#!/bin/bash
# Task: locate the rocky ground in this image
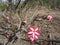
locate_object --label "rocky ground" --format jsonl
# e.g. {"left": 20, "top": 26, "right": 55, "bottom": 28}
{"left": 0, "top": 6, "right": 60, "bottom": 45}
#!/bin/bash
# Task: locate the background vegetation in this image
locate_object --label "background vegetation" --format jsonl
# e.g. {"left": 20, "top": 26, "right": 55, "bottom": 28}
{"left": 0, "top": 0, "right": 60, "bottom": 11}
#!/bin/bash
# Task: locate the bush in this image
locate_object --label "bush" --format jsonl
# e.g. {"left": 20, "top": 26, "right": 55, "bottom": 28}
{"left": 0, "top": 3, "right": 6, "bottom": 10}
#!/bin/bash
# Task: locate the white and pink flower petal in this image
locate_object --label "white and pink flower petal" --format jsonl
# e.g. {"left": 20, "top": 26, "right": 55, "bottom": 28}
{"left": 35, "top": 35, "right": 38, "bottom": 39}
{"left": 30, "top": 37, "right": 34, "bottom": 42}
{"left": 27, "top": 31, "right": 33, "bottom": 34}
{"left": 35, "top": 27, "right": 39, "bottom": 31}
{"left": 35, "top": 32, "right": 40, "bottom": 36}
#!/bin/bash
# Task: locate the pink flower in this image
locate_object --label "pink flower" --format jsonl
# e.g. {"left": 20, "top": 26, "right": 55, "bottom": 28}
{"left": 27, "top": 25, "right": 40, "bottom": 42}
{"left": 47, "top": 14, "right": 53, "bottom": 21}
{"left": 5, "top": 16, "right": 10, "bottom": 20}
{"left": 5, "top": 34, "right": 11, "bottom": 39}
{"left": 23, "top": 20, "right": 27, "bottom": 24}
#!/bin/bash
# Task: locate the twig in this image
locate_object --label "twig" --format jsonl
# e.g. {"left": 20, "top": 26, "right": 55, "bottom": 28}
{"left": 24, "top": 9, "right": 39, "bottom": 32}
